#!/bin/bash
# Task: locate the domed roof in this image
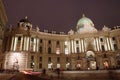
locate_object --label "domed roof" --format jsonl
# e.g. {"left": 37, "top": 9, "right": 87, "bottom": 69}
{"left": 76, "top": 14, "right": 97, "bottom": 33}
{"left": 77, "top": 14, "right": 94, "bottom": 27}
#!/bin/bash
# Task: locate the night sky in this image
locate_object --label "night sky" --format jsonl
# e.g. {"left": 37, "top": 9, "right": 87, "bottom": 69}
{"left": 3, "top": 0, "right": 120, "bottom": 33}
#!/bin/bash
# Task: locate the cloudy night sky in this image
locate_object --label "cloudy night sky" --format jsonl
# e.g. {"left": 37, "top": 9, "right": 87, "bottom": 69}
{"left": 3, "top": 0, "right": 120, "bottom": 33}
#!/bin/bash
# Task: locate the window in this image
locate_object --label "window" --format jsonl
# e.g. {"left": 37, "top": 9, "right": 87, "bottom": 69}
{"left": 100, "top": 38, "right": 103, "bottom": 42}
{"left": 66, "top": 57, "right": 69, "bottom": 62}
{"left": 39, "top": 63, "right": 42, "bottom": 69}
{"left": 30, "top": 62, "right": 34, "bottom": 68}
{"left": 76, "top": 40, "right": 79, "bottom": 44}
{"left": 18, "top": 36, "right": 21, "bottom": 41}
{"left": 48, "top": 40, "right": 51, "bottom": 44}
{"left": 76, "top": 47, "right": 79, "bottom": 53}
{"left": 112, "top": 37, "right": 115, "bottom": 41}
{"left": 56, "top": 41, "right": 60, "bottom": 45}
{"left": 48, "top": 57, "right": 51, "bottom": 62}
{"left": 39, "top": 46, "right": 42, "bottom": 53}
{"left": 40, "top": 39, "right": 43, "bottom": 43}
{"left": 57, "top": 57, "right": 60, "bottom": 63}
{"left": 101, "top": 45, "right": 105, "bottom": 51}
{"left": 31, "top": 55, "right": 34, "bottom": 61}
{"left": 114, "top": 44, "right": 118, "bottom": 50}
{"left": 48, "top": 47, "right": 51, "bottom": 54}
{"left": 31, "top": 38, "right": 34, "bottom": 42}
{"left": 39, "top": 57, "right": 42, "bottom": 61}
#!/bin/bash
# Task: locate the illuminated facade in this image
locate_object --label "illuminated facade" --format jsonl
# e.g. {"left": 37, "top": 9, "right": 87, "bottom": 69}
{"left": 3, "top": 15, "right": 120, "bottom": 71}
{"left": 0, "top": 0, "right": 8, "bottom": 69}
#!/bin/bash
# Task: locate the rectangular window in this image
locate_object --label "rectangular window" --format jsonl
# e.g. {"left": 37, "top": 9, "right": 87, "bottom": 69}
{"left": 56, "top": 41, "right": 60, "bottom": 45}
{"left": 66, "top": 57, "right": 69, "bottom": 62}
{"left": 39, "top": 63, "right": 42, "bottom": 69}
{"left": 31, "top": 38, "right": 34, "bottom": 42}
{"left": 48, "top": 40, "right": 51, "bottom": 44}
{"left": 40, "top": 39, "right": 43, "bottom": 43}
{"left": 100, "top": 38, "right": 103, "bottom": 42}
{"left": 39, "top": 46, "right": 42, "bottom": 53}
{"left": 48, "top": 57, "right": 51, "bottom": 62}
{"left": 76, "top": 40, "right": 79, "bottom": 44}
{"left": 101, "top": 45, "right": 105, "bottom": 51}
{"left": 76, "top": 47, "right": 79, "bottom": 53}
{"left": 57, "top": 57, "right": 60, "bottom": 63}
{"left": 48, "top": 47, "right": 51, "bottom": 54}
{"left": 39, "top": 57, "right": 42, "bottom": 61}
{"left": 31, "top": 55, "right": 34, "bottom": 61}
{"left": 114, "top": 44, "right": 118, "bottom": 50}
{"left": 18, "top": 36, "right": 21, "bottom": 41}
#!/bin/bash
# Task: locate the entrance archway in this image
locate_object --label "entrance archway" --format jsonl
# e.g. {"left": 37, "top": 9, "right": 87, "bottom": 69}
{"left": 86, "top": 51, "right": 96, "bottom": 70}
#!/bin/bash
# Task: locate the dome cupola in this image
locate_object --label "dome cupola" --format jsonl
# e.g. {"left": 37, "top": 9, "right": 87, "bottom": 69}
{"left": 76, "top": 14, "right": 97, "bottom": 33}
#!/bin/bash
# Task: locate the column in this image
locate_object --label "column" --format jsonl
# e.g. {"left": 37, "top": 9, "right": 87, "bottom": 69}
{"left": 71, "top": 40, "right": 74, "bottom": 53}
{"left": 13, "top": 36, "right": 17, "bottom": 51}
{"left": 94, "top": 37, "right": 97, "bottom": 51}
{"left": 106, "top": 37, "right": 110, "bottom": 50}
{"left": 20, "top": 36, "right": 23, "bottom": 51}
{"left": 81, "top": 39, "right": 84, "bottom": 52}
{"left": 79, "top": 39, "right": 81, "bottom": 53}
{"left": 10, "top": 36, "right": 15, "bottom": 51}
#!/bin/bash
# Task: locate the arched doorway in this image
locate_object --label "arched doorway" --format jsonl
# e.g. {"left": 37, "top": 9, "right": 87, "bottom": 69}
{"left": 86, "top": 51, "right": 96, "bottom": 70}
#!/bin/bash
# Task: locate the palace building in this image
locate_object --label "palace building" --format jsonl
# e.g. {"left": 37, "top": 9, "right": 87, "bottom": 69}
{"left": 0, "top": 0, "right": 8, "bottom": 69}
{"left": 2, "top": 15, "right": 120, "bottom": 71}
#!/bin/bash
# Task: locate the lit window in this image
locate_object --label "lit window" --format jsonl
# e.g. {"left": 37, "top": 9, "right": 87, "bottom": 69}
{"left": 48, "top": 63, "right": 53, "bottom": 69}
{"left": 56, "top": 48, "right": 60, "bottom": 54}
{"left": 57, "top": 64, "right": 60, "bottom": 68}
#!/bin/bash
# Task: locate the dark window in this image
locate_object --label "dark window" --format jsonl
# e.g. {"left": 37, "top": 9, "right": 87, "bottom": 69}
{"left": 101, "top": 45, "right": 105, "bottom": 51}
{"left": 48, "top": 47, "right": 51, "bottom": 54}
{"left": 31, "top": 55, "right": 34, "bottom": 61}
{"left": 56, "top": 41, "right": 60, "bottom": 45}
{"left": 48, "top": 57, "right": 51, "bottom": 62}
{"left": 114, "top": 44, "right": 118, "bottom": 50}
{"left": 39, "top": 57, "right": 42, "bottom": 61}
{"left": 57, "top": 57, "right": 60, "bottom": 63}
{"left": 76, "top": 41, "right": 79, "bottom": 44}
{"left": 48, "top": 40, "right": 51, "bottom": 44}
{"left": 112, "top": 37, "right": 115, "bottom": 41}
{"left": 76, "top": 47, "right": 79, "bottom": 53}
{"left": 104, "top": 54, "right": 107, "bottom": 58}
{"left": 100, "top": 38, "right": 103, "bottom": 42}
{"left": 31, "top": 38, "right": 34, "bottom": 42}
{"left": 39, "top": 46, "right": 42, "bottom": 53}
{"left": 40, "top": 39, "right": 43, "bottom": 43}
{"left": 18, "top": 36, "right": 21, "bottom": 41}
{"left": 39, "top": 63, "right": 42, "bottom": 69}
{"left": 66, "top": 57, "right": 69, "bottom": 62}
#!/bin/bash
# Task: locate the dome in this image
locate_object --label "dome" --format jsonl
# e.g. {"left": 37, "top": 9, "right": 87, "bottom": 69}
{"left": 76, "top": 14, "right": 97, "bottom": 33}
{"left": 77, "top": 14, "right": 94, "bottom": 29}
